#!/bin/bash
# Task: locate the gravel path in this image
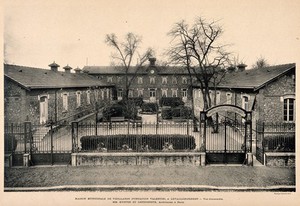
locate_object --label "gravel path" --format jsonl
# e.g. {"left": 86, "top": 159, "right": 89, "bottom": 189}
{"left": 4, "top": 165, "right": 295, "bottom": 188}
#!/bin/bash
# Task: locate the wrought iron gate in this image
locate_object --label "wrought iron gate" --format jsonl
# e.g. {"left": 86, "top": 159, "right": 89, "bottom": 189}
{"left": 200, "top": 105, "right": 252, "bottom": 165}
{"left": 205, "top": 117, "right": 246, "bottom": 164}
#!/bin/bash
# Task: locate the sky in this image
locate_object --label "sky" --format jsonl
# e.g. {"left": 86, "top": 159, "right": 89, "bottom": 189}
{"left": 3, "top": 0, "right": 300, "bottom": 71}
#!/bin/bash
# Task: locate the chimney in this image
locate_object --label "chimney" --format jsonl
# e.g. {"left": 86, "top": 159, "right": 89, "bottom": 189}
{"left": 149, "top": 57, "right": 156, "bottom": 66}
{"left": 237, "top": 63, "right": 247, "bottom": 72}
{"left": 74, "top": 67, "right": 81, "bottom": 74}
{"left": 63, "top": 65, "right": 72, "bottom": 73}
{"left": 48, "top": 61, "right": 60, "bottom": 72}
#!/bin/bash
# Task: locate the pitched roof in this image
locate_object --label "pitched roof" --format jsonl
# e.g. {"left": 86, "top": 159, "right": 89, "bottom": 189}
{"left": 219, "top": 63, "right": 295, "bottom": 90}
{"left": 4, "top": 64, "right": 114, "bottom": 90}
{"left": 82, "top": 65, "right": 189, "bottom": 75}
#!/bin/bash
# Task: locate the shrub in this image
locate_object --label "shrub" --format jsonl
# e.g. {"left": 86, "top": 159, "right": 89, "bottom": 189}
{"left": 161, "top": 108, "right": 173, "bottom": 119}
{"left": 80, "top": 134, "right": 196, "bottom": 151}
{"left": 161, "top": 106, "right": 192, "bottom": 119}
{"left": 141, "top": 103, "right": 158, "bottom": 113}
{"left": 263, "top": 135, "right": 295, "bottom": 152}
{"left": 103, "top": 103, "right": 138, "bottom": 120}
{"left": 5, "top": 134, "right": 17, "bottom": 152}
{"left": 159, "top": 97, "right": 184, "bottom": 107}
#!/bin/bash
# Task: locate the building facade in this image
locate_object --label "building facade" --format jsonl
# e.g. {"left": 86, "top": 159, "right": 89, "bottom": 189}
{"left": 83, "top": 58, "right": 196, "bottom": 106}
{"left": 193, "top": 63, "right": 296, "bottom": 124}
{"left": 4, "top": 63, "right": 115, "bottom": 125}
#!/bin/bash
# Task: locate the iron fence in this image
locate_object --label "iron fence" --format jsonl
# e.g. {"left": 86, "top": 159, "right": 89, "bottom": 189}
{"left": 72, "top": 121, "right": 202, "bottom": 152}
{"left": 256, "top": 121, "right": 295, "bottom": 164}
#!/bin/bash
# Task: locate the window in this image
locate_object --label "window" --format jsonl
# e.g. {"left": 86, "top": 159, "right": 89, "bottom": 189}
{"left": 117, "top": 89, "right": 123, "bottom": 99}
{"left": 216, "top": 91, "right": 221, "bottom": 105}
{"left": 192, "top": 77, "right": 197, "bottom": 83}
{"left": 128, "top": 90, "right": 133, "bottom": 98}
{"left": 182, "top": 77, "right": 187, "bottom": 84}
{"left": 138, "top": 89, "right": 143, "bottom": 97}
{"left": 76, "top": 91, "right": 82, "bottom": 107}
{"left": 117, "top": 76, "right": 123, "bottom": 83}
{"left": 242, "top": 95, "right": 250, "bottom": 111}
{"left": 284, "top": 98, "right": 295, "bottom": 122}
{"left": 209, "top": 90, "right": 213, "bottom": 105}
{"left": 162, "top": 89, "right": 168, "bottom": 97}
{"left": 172, "top": 77, "right": 177, "bottom": 84}
{"left": 107, "top": 77, "right": 113, "bottom": 83}
{"left": 226, "top": 92, "right": 232, "bottom": 104}
{"left": 182, "top": 89, "right": 187, "bottom": 98}
{"left": 101, "top": 89, "right": 104, "bottom": 100}
{"left": 138, "top": 77, "right": 143, "bottom": 84}
{"left": 150, "top": 77, "right": 155, "bottom": 84}
{"left": 106, "top": 89, "right": 110, "bottom": 99}
{"left": 172, "top": 89, "right": 178, "bottom": 97}
{"left": 94, "top": 90, "right": 99, "bottom": 101}
{"left": 162, "top": 77, "right": 168, "bottom": 84}
{"left": 149, "top": 89, "right": 156, "bottom": 97}
{"left": 86, "top": 90, "right": 91, "bottom": 105}
{"left": 62, "top": 93, "right": 69, "bottom": 111}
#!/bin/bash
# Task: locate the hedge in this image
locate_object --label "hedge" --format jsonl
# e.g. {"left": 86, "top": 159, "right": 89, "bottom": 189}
{"left": 162, "top": 106, "right": 192, "bottom": 119}
{"left": 141, "top": 103, "right": 158, "bottom": 113}
{"left": 5, "top": 134, "right": 18, "bottom": 152}
{"left": 80, "top": 134, "right": 196, "bottom": 151}
{"left": 102, "top": 103, "right": 138, "bottom": 120}
{"left": 118, "top": 97, "right": 144, "bottom": 107}
{"left": 263, "top": 135, "right": 295, "bottom": 152}
{"left": 159, "top": 97, "right": 184, "bottom": 107}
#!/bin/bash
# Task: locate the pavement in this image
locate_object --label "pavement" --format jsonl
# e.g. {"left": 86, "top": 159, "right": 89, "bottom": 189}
{"left": 4, "top": 164, "right": 295, "bottom": 192}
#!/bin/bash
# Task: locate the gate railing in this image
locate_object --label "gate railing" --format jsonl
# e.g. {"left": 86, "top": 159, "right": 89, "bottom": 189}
{"left": 256, "top": 121, "right": 295, "bottom": 164}
{"left": 71, "top": 121, "right": 201, "bottom": 153}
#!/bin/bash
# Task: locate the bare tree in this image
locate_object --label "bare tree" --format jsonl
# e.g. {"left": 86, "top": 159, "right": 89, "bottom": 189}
{"left": 105, "top": 33, "right": 154, "bottom": 101}
{"left": 167, "top": 17, "right": 231, "bottom": 112}
{"left": 252, "top": 57, "right": 269, "bottom": 69}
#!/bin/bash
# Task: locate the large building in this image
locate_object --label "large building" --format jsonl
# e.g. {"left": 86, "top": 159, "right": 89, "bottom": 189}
{"left": 193, "top": 63, "right": 296, "bottom": 124}
{"left": 83, "top": 58, "right": 196, "bottom": 106}
{"left": 4, "top": 62, "right": 114, "bottom": 125}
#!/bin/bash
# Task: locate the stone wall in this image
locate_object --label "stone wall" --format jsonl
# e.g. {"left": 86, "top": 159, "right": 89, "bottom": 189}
{"left": 259, "top": 72, "right": 295, "bottom": 122}
{"left": 4, "top": 78, "right": 28, "bottom": 123}
{"left": 72, "top": 152, "right": 205, "bottom": 166}
{"left": 265, "top": 152, "right": 295, "bottom": 167}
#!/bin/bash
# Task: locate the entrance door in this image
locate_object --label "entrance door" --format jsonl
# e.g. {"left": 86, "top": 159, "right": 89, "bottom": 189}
{"left": 149, "top": 89, "right": 156, "bottom": 102}
{"left": 206, "top": 116, "right": 246, "bottom": 164}
{"left": 40, "top": 96, "right": 48, "bottom": 124}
